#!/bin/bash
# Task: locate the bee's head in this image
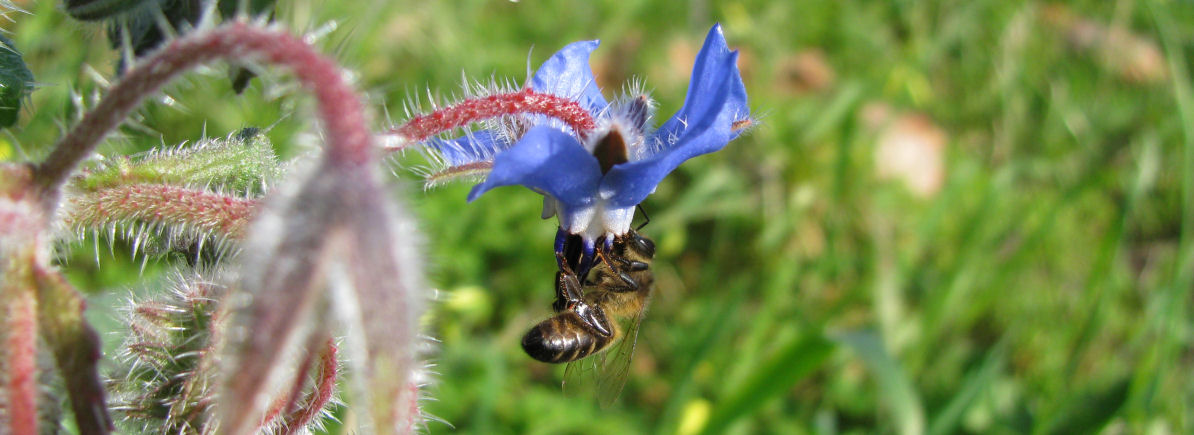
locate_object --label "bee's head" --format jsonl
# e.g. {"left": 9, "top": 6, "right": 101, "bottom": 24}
{"left": 626, "top": 230, "right": 656, "bottom": 260}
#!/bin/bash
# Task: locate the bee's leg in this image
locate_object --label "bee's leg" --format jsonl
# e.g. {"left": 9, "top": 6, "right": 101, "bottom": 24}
{"left": 551, "top": 278, "right": 568, "bottom": 313}
{"left": 601, "top": 269, "right": 641, "bottom": 293}
{"left": 595, "top": 240, "right": 619, "bottom": 273}
{"left": 590, "top": 311, "right": 613, "bottom": 337}
{"left": 592, "top": 243, "right": 643, "bottom": 292}
{"left": 553, "top": 252, "right": 582, "bottom": 312}
{"left": 555, "top": 252, "right": 576, "bottom": 276}
{"left": 574, "top": 304, "right": 613, "bottom": 337}
{"left": 609, "top": 256, "right": 649, "bottom": 272}
{"left": 552, "top": 262, "right": 585, "bottom": 313}
{"left": 594, "top": 247, "right": 640, "bottom": 292}
{"left": 611, "top": 270, "right": 639, "bottom": 292}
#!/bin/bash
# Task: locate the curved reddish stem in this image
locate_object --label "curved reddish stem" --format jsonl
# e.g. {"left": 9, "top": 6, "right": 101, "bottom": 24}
{"left": 34, "top": 22, "right": 373, "bottom": 206}
{"left": 385, "top": 88, "right": 598, "bottom": 152}
{"left": 254, "top": 337, "right": 338, "bottom": 434}
{"left": 281, "top": 338, "right": 338, "bottom": 432}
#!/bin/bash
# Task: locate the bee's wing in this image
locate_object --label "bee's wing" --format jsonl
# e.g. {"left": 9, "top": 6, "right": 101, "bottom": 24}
{"left": 562, "top": 355, "right": 599, "bottom": 398}
{"left": 595, "top": 309, "right": 645, "bottom": 408}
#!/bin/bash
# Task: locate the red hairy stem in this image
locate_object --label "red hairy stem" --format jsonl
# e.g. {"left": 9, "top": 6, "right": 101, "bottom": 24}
{"left": 248, "top": 324, "right": 339, "bottom": 434}
{"left": 66, "top": 183, "right": 259, "bottom": 239}
{"left": 257, "top": 382, "right": 290, "bottom": 431}
{"left": 2, "top": 289, "right": 38, "bottom": 435}
{"left": 255, "top": 333, "right": 321, "bottom": 432}
{"left": 281, "top": 338, "right": 339, "bottom": 433}
{"left": 385, "top": 88, "right": 598, "bottom": 152}
{"left": 0, "top": 166, "right": 49, "bottom": 434}
{"left": 34, "top": 22, "right": 374, "bottom": 207}
{"left": 276, "top": 347, "right": 318, "bottom": 424}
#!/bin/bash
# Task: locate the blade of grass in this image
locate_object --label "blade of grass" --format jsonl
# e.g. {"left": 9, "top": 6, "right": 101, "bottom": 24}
{"left": 800, "top": 81, "right": 864, "bottom": 145}
{"left": 654, "top": 278, "right": 748, "bottom": 435}
{"left": 1140, "top": 7, "right": 1194, "bottom": 431}
{"left": 1038, "top": 378, "right": 1131, "bottom": 435}
{"left": 928, "top": 340, "right": 1006, "bottom": 435}
{"left": 1063, "top": 135, "right": 1156, "bottom": 382}
{"left": 834, "top": 330, "right": 925, "bottom": 435}
{"left": 696, "top": 333, "right": 833, "bottom": 435}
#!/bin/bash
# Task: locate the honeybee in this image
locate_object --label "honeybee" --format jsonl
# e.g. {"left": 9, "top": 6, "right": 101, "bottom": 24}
{"left": 521, "top": 229, "right": 656, "bottom": 405}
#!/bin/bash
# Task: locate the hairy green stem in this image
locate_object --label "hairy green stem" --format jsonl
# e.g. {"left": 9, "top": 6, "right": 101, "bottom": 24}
{"left": 34, "top": 267, "right": 112, "bottom": 435}
{"left": 65, "top": 183, "right": 259, "bottom": 240}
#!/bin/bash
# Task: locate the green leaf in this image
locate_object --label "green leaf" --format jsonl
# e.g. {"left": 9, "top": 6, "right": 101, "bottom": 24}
{"left": 0, "top": 35, "right": 33, "bottom": 128}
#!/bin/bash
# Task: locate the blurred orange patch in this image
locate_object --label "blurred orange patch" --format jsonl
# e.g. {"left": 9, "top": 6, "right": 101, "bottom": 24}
{"left": 863, "top": 103, "right": 948, "bottom": 198}
{"left": 1041, "top": 4, "right": 1167, "bottom": 84}
{"left": 775, "top": 49, "right": 835, "bottom": 95}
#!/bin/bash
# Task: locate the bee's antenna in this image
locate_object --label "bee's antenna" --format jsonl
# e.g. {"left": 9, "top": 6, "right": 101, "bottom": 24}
{"left": 635, "top": 204, "right": 650, "bottom": 231}
{"left": 555, "top": 252, "right": 574, "bottom": 275}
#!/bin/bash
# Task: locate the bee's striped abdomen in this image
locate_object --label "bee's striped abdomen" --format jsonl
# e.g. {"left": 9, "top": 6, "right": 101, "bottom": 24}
{"left": 522, "top": 311, "right": 613, "bottom": 363}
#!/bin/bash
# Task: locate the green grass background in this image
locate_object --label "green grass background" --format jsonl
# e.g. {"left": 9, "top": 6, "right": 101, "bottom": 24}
{"left": 5, "top": 0, "right": 1193, "bottom": 433}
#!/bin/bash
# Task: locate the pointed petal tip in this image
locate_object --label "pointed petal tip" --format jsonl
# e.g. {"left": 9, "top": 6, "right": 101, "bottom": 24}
{"left": 601, "top": 24, "right": 749, "bottom": 209}
{"left": 706, "top": 23, "right": 730, "bottom": 49}
{"left": 532, "top": 39, "right": 609, "bottom": 112}
{"left": 466, "top": 184, "right": 487, "bottom": 202}
{"left": 552, "top": 39, "right": 601, "bottom": 59}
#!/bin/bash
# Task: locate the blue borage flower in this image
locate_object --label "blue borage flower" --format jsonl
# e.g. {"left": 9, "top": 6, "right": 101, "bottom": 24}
{"left": 426, "top": 24, "right": 750, "bottom": 271}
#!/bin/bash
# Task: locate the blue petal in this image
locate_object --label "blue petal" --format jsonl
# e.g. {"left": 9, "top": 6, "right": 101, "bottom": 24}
{"left": 467, "top": 126, "right": 602, "bottom": 209}
{"left": 426, "top": 130, "right": 508, "bottom": 167}
{"left": 602, "top": 24, "right": 749, "bottom": 209}
{"left": 531, "top": 40, "right": 609, "bottom": 115}
{"left": 655, "top": 24, "right": 749, "bottom": 147}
